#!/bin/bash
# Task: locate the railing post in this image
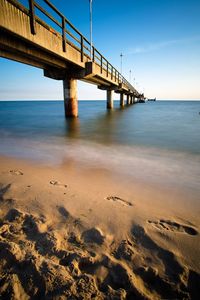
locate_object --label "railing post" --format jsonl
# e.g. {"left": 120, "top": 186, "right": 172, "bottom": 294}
{"left": 111, "top": 66, "right": 113, "bottom": 80}
{"left": 81, "top": 35, "right": 84, "bottom": 62}
{"left": 62, "top": 16, "right": 66, "bottom": 52}
{"left": 100, "top": 56, "right": 103, "bottom": 73}
{"left": 107, "top": 61, "right": 109, "bottom": 77}
{"left": 28, "top": 0, "right": 36, "bottom": 34}
{"left": 92, "top": 47, "right": 95, "bottom": 62}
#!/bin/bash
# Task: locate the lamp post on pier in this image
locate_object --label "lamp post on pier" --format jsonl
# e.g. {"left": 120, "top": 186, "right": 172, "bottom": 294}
{"left": 129, "top": 70, "right": 132, "bottom": 83}
{"left": 120, "top": 53, "right": 123, "bottom": 74}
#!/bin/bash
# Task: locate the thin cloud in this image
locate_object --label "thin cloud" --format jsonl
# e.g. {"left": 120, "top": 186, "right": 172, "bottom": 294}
{"left": 127, "top": 35, "right": 200, "bottom": 54}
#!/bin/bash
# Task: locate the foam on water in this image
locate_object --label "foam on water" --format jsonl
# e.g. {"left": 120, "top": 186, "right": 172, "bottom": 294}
{"left": 0, "top": 135, "right": 199, "bottom": 192}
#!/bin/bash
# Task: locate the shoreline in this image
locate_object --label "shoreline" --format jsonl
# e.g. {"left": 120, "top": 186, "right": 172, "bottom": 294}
{"left": 0, "top": 154, "right": 199, "bottom": 298}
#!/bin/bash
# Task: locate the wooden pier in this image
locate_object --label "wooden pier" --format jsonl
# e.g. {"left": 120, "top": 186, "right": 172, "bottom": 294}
{"left": 0, "top": 0, "right": 144, "bottom": 117}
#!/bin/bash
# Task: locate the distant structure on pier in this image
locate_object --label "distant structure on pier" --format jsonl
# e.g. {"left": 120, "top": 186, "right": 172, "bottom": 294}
{"left": 147, "top": 98, "right": 156, "bottom": 101}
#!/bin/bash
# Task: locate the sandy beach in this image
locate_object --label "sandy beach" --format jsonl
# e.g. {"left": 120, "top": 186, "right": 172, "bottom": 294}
{"left": 1, "top": 0, "right": 200, "bottom": 298}
{"left": 0, "top": 154, "right": 199, "bottom": 299}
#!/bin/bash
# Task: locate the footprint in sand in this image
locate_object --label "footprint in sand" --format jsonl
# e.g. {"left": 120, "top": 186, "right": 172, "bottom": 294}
{"left": 148, "top": 219, "right": 198, "bottom": 236}
{"left": 10, "top": 170, "right": 23, "bottom": 176}
{"left": 57, "top": 206, "right": 70, "bottom": 219}
{"left": 49, "top": 180, "right": 67, "bottom": 188}
{"left": 106, "top": 196, "right": 133, "bottom": 207}
{"left": 114, "top": 239, "right": 135, "bottom": 261}
{"left": 82, "top": 228, "right": 105, "bottom": 245}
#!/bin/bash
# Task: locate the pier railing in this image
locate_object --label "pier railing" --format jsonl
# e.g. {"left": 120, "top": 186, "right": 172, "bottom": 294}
{"left": 10, "top": 0, "right": 136, "bottom": 92}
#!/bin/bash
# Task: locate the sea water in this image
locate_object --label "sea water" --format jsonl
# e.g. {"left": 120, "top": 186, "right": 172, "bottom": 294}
{"left": 0, "top": 100, "right": 200, "bottom": 192}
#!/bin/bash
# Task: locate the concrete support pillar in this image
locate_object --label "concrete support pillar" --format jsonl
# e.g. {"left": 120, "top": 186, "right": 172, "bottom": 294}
{"left": 130, "top": 95, "right": 133, "bottom": 104}
{"left": 131, "top": 95, "right": 135, "bottom": 104}
{"left": 107, "top": 90, "right": 113, "bottom": 109}
{"left": 120, "top": 93, "right": 124, "bottom": 107}
{"left": 126, "top": 94, "right": 130, "bottom": 105}
{"left": 63, "top": 77, "right": 78, "bottom": 118}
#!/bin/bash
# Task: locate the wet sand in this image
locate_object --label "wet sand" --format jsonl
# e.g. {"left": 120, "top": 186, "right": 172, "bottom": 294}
{"left": 0, "top": 155, "right": 199, "bottom": 299}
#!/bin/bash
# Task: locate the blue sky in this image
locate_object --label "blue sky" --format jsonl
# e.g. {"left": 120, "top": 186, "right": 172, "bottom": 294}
{"left": 0, "top": 0, "right": 200, "bottom": 100}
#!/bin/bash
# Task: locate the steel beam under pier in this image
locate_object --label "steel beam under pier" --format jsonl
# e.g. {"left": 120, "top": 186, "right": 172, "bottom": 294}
{"left": 107, "top": 90, "right": 113, "bottom": 109}
{"left": 63, "top": 78, "right": 78, "bottom": 118}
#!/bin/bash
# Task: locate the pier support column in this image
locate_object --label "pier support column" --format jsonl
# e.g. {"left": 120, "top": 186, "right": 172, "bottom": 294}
{"left": 126, "top": 94, "right": 130, "bottom": 105}
{"left": 63, "top": 77, "right": 78, "bottom": 118}
{"left": 130, "top": 95, "right": 133, "bottom": 104}
{"left": 120, "top": 93, "right": 124, "bottom": 107}
{"left": 131, "top": 95, "right": 134, "bottom": 104}
{"left": 107, "top": 90, "right": 113, "bottom": 109}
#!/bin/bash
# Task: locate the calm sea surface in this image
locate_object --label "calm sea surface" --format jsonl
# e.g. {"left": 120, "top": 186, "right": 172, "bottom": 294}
{"left": 0, "top": 100, "right": 200, "bottom": 191}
